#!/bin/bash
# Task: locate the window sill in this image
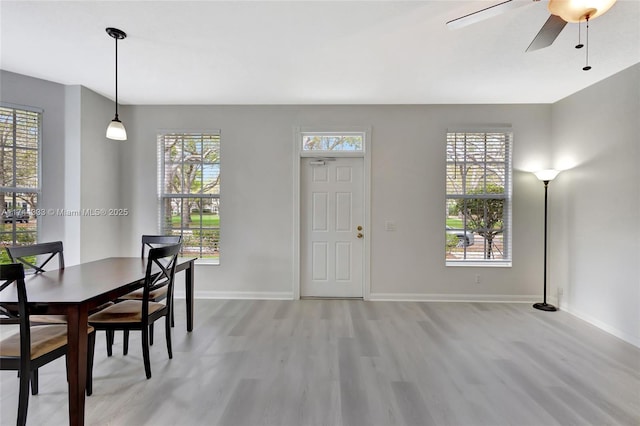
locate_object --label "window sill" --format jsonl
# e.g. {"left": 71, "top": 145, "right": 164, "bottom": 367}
{"left": 446, "top": 261, "right": 512, "bottom": 268}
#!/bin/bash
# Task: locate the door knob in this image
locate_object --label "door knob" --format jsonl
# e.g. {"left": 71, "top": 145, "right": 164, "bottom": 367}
{"left": 357, "top": 233, "right": 364, "bottom": 239}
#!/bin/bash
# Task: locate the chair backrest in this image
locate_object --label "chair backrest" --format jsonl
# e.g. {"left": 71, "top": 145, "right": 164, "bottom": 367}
{"left": 141, "top": 243, "right": 181, "bottom": 318}
{"left": 5, "top": 241, "right": 64, "bottom": 274}
{"left": 141, "top": 235, "right": 182, "bottom": 258}
{"left": 0, "top": 263, "right": 31, "bottom": 360}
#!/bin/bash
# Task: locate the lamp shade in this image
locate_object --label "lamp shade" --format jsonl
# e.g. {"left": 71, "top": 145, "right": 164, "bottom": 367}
{"left": 106, "top": 118, "right": 127, "bottom": 141}
{"left": 548, "top": 0, "right": 617, "bottom": 22}
{"left": 534, "top": 169, "right": 560, "bottom": 181}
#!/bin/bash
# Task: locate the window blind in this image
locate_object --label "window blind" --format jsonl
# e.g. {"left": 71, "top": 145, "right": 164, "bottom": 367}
{"left": 0, "top": 104, "right": 41, "bottom": 250}
{"left": 445, "top": 130, "right": 512, "bottom": 265}
{"left": 158, "top": 131, "right": 221, "bottom": 263}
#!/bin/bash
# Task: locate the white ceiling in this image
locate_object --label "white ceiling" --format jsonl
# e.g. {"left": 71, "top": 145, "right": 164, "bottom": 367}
{"left": 1, "top": 0, "right": 639, "bottom": 105}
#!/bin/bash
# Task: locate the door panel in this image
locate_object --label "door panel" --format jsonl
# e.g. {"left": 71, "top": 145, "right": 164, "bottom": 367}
{"left": 312, "top": 193, "right": 328, "bottom": 231}
{"left": 301, "top": 157, "right": 364, "bottom": 298}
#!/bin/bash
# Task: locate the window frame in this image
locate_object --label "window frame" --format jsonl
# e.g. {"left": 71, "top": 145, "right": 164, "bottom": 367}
{"left": 445, "top": 128, "right": 513, "bottom": 267}
{"left": 0, "top": 103, "right": 42, "bottom": 256}
{"left": 157, "top": 130, "right": 221, "bottom": 265}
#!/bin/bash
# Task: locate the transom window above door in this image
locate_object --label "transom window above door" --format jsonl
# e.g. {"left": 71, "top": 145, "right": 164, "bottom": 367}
{"left": 301, "top": 132, "right": 365, "bottom": 154}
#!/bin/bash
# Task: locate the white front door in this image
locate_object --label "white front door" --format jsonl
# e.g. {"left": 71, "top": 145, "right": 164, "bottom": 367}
{"left": 300, "top": 157, "right": 364, "bottom": 298}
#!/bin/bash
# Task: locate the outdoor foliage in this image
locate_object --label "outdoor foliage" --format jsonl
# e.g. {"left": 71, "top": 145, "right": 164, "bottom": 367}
{"left": 446, "top": 233, "right": 460, "bottom": 253}
{"left": 452, "top": 184, "right": 504, "bottom": 259}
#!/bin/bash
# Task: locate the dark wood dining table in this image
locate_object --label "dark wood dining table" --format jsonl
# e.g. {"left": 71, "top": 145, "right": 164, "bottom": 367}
{"left": 0, "top": 256, "right": 195, "bottom": 426}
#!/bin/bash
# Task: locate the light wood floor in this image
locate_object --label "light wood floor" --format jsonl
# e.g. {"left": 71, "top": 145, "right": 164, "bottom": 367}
{"left": 1, "top": 300, "right": 639, "bottom": 426}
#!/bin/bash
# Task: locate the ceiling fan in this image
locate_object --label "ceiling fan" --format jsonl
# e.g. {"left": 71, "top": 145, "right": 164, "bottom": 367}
{"left": 446, "top": 0, "right": 618, "bottom": 56}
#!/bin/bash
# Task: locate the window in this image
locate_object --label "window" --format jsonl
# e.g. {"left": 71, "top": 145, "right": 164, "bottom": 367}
{"left": 158, "top": 131, "right": 220, "bottom": 264}
{"left": 301, "top": 132, "right": 364, "bottom": 153}
{"left": 446, "top": 130, "right": 512, "bottom": 266}
{"left": 0, "top": 105, "right": 41, "bottom": 263}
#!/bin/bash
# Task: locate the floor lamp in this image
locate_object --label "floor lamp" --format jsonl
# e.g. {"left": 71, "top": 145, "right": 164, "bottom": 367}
{"left": 533, "top": 169, "right": 560, "bottom": 312}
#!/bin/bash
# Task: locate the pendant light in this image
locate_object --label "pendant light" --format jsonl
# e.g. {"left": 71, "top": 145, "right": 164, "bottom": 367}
{"left": 106, "top": 27, "right": 127, "bottom": 141}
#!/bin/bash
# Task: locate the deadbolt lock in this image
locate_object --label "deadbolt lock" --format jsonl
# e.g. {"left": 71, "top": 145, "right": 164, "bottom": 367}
{"left": 357, "top": 225, "right": 363, "bottom": 231}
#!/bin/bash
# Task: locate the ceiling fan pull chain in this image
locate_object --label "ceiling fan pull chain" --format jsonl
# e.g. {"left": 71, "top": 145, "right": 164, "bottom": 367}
{"left": 583, "top": 16, "right": 592, "bottom": 71}
{"left": 576, "top": 19, "right": 584, "bottom": 49}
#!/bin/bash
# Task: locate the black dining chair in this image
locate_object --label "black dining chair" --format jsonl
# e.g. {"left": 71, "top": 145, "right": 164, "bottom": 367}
{"left": 89, "top": 242, "right": 181, "bottom": 379}
{"left": 5, "top": 241, "right": 65, "bottom": 274}
{"left": 0, "top": 263, "right": 96, "bottom": 426}
{"left": 6, "top": 241, "right": 113, "bottom": 391}
{"left": 5, "top": 242, "right": 68, "bottom": 325}
{"left": 117, "top": 235, "right": 182, "bottom": 355}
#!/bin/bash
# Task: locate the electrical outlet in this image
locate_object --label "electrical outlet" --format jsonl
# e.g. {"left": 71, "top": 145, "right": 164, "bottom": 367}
{"left": 475, "top": 274, "right": 481, "bottom": 284}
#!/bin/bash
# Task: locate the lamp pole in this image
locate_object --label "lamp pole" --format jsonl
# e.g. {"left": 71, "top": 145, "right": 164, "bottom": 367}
{"left": 533, "top": 170, "right": 560, "bottom": 312}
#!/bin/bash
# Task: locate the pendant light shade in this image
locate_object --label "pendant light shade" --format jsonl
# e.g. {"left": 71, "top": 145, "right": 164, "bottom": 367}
{"left": 106, "top": 27, "right": 127, "bottom": 141}
{"left": 106, "top": 117, "right": 127, "bottom": 140}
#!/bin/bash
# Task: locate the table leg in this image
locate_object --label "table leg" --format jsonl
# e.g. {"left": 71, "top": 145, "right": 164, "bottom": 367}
{"left": 185, "top": 260, "right": 194, "bottom": 332}
{"left": 66, "top": 305, "right": 88, "bottom": 426}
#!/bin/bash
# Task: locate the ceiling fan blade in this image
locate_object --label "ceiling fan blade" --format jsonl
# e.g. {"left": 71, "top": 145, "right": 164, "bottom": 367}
{"left": 446, "top": 0, "right": 528, "bottom": 30}
{"left": 526, "top": 14, "right": 568, "bottom": 52}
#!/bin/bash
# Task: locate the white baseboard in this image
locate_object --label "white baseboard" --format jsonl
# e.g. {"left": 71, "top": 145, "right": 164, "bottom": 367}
{"left": 176, "top": 291, "right": 538, "bottom": 303}
{"left": 175, "top": 290, "right": 293, "bottom": 300}
{"left": 368, "top": 293, "right": 539, "bottom": 303}
{"left": 560, "top": 302, "right": 640, "bottom": 348}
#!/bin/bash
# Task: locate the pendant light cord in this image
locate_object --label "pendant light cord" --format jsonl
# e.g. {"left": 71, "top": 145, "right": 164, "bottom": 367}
{"left": 114, "top": 36, "right": 119, "bottom": 119}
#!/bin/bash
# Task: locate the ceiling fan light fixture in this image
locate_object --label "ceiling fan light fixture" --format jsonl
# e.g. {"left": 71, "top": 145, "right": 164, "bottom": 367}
{"left": 548, "top": 0, "right": 617, "bottom": 22}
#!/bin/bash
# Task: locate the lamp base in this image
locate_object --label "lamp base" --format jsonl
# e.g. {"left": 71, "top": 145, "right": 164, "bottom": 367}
{"left": 533, "top": 302, "right": 557, "bottom": 312}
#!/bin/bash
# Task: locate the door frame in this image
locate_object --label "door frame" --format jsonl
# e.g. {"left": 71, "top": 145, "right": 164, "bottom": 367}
{"left": 292, "top": 126, "right": 372, "bottom": 300}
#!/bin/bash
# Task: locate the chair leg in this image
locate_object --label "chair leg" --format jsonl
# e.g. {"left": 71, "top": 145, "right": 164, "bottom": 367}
{"left": 149, "top": 323, "right": 154, "bottom": 346}
{"left": 86, "top": 331, "right": 96, "bottom": 396}
{"left": 30, "top": 369, "right": 38, "bottom": 395}
{"left": 106, "top": 330, "right": 113, "bottom": 357}
{"left": 18, "top": 367, "right": 30, "bottom": 426}
{"left": 123, "top": 330, "right": 129, "bottom": 356}
{"left": 141, "top": 325, "right": 152, "bottom": 379}
{"left": 165, "top": 315, "right": 173, "bottom": 359}
{"left": 171, "top": 307, "right": 175, "bottom": 328}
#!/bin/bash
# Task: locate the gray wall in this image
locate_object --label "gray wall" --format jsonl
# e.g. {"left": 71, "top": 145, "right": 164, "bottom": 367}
{"left": 122, "top": 104, "right": 551, "bottom": 301}
{"left": 1, "top": 71, "right": 125, "bottom": 264}
{"left": 78, "top": 86, "right": 125, "bottom": 263}
{"left": 1, "top": 70, "right": 66, "bottom": 243}
{"left": 550, "top": 63, "right": 640, "bottom": 346}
